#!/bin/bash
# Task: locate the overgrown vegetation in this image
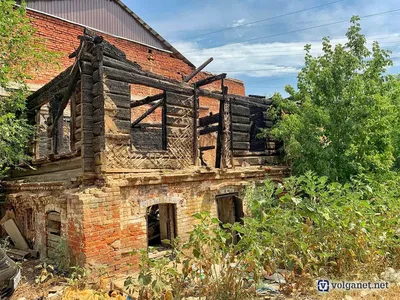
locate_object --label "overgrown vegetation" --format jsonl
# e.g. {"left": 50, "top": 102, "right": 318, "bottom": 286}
{"left": 0, "top": 0, "right": 56, "bottom": 177}
{"left": 245, "top": 172, "right": 400, "bottom": 277}
{"left": 267, "top": 16, "right": 400, "bottom": 182}
{"left": 125, "top": 212, "right": 266, "bottom": 300}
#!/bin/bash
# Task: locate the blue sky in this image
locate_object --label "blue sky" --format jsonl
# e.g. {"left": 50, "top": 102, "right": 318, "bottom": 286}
{"left": 125, "top": 0, "right": 400, "bottom": 97}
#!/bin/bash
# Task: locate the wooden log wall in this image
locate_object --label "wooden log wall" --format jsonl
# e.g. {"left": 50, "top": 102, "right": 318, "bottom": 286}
{"left": 93, "top": 41, "right": 196, "bottom": 170}
{"left": 230, "top": 96, "right": 279, "bottom": 167}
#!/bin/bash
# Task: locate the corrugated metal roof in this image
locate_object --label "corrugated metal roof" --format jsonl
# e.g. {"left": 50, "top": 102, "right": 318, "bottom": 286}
{"left": 24, "top": 0, "right": 194, "bottom": 67}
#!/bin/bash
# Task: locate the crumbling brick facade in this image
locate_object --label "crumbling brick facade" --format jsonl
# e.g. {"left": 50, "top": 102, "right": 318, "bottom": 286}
{"left": 4, "top": 34, "right": 285, "bottom": 275}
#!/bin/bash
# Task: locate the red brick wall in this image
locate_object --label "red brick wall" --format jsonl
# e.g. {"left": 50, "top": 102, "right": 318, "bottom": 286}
{"left": 27, "top": 10, "right": 245, "bottom": 96}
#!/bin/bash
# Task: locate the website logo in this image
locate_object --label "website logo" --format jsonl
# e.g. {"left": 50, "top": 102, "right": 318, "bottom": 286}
{"left": 317, "top": 280, "right": 330, "bottom": 292}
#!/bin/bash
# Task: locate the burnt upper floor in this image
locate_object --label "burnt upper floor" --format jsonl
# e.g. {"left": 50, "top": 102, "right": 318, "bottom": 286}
{"left": 11, "top": 33, "right": 280, "bottom": 181}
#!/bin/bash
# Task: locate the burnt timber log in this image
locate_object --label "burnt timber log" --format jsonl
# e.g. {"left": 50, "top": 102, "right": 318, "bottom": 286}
{"left": 194, "top": 73, "right": 227, "bottom": 87}
{"left": 198, "top": 113, "right": 219, "bottom": 127}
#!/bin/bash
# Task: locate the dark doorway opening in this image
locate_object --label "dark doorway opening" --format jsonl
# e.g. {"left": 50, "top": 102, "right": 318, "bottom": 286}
{"left": 216, "top": 194, "right": 244, "bottom": 244}
{"left": 146, "top": 204, "right": 177, "bottom": 248}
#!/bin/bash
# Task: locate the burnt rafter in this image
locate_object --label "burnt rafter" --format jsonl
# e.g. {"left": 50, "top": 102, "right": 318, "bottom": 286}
{"left": 131, "top": 99, "right": 163, "bottom": 128}
{"left": 194, "top": 73, "right": 227, "bottom": 88}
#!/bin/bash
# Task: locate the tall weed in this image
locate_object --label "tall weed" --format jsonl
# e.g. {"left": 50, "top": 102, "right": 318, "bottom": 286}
{"left": 245, "top": 171, "right": 400, "bottom": 277}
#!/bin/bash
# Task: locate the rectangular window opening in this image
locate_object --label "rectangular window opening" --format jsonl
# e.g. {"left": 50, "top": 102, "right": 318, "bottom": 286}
{"left": 130, "top": 84, "right": 167, "bottom": 152}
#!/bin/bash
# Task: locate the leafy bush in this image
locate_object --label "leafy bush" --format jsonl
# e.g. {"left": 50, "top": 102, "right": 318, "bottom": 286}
{"left": 245, "top": 172, "right": 400, "bottom": 277}
{"left": 267, "top": 16, "right": 400, "bottom": 182}
{"left": 0, "top": 1, "right": 57, "bottom": 177}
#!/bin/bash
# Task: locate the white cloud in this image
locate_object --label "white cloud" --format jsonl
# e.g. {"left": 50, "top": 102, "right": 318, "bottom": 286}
{"left": 232, "top": 19, "right": 247, "bottom": 27}
{"left": 176, "top": 33, "right": 400, "bottom": 78}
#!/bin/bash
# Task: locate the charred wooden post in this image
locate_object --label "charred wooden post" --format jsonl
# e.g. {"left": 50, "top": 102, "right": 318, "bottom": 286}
{"left": 192, "top": 89, "right": 199, "bottom": 165}
{"left": 162, "top": 91, "right": 167, "bottom": 150}
{"left": 215, "top": 79, "right": 226, "bottom": 169}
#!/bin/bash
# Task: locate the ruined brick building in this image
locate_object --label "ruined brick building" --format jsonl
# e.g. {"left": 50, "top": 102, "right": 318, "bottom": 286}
{"left": 3, "top": 0, "right": 285, "bottom": 274}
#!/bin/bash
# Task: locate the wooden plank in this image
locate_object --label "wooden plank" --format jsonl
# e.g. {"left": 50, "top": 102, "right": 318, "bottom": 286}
{"left": 232, "top": 142, "right": 250, "bottom": 150}
{"left": 198, "top": 113, "right": 219, "bottom": 127}
{"left": 232, "top": 123, "right": 251, "bottom": 132}
{"left": 2, "top": 219, "right": 29, "bottom": 250}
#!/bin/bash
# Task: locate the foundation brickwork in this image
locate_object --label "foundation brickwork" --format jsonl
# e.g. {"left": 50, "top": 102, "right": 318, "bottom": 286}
{"left": 5, "top": 167, "right": 285, "bottom": 275}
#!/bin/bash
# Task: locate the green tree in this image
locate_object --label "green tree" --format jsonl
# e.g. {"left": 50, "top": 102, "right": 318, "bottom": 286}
{"left": 269, "top": 16, "right": 400, "bottom": 182}
{"left": 0, "top": 0, "right": 56, "bottom": 176}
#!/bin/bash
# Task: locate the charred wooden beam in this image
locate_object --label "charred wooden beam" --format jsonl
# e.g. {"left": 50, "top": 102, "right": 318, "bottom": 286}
{"left": 27, "top": 66, "right": 73, "bottom": 111}
{"left": 183, "top": 57, "right": 213, "bottom": 83}
{"left": 199, "top": 146, "right": 215, "bottom": 151}
{"left": 131, "top": 100, "right": 163, "bottom": 127}
{"left": 102, "top": 66, "right": 194, "bottom": 96}
{"left": 195, "top": 88, "right": 224, "bottom": 100}
{"left": 199, "top": 125, "right": 219, "bottom": 135}
{"left": 194, "top": 73, "right": 226, "bottom": 87}
{"left": 198, "top": 113, "right": 219, "bottom": 127}
{"left": 131, "top": 93, "right": 163, "bottom": 108}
